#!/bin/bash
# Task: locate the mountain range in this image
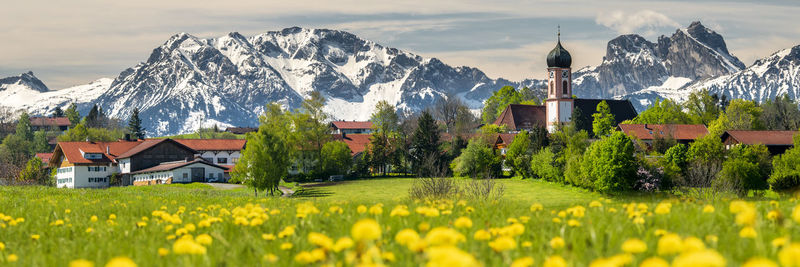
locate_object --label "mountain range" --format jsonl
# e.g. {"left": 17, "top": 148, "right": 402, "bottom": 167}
{"left": 1, "top": 22, "right": 798, "bottom": 136}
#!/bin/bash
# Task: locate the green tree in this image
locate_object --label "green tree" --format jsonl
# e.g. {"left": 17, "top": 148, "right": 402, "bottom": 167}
{"left": 715, "top": 144, "right": 770, "bottom": 196}
{"left": 369, "top": 101, "right": 401, "bottom": 176}
{"left": 17, "top": 157, "right": 50, "bottom": 185}
{"left": 321, "top": 141, "right": 353, "bottom": 176}
{"left": 530, "top": 147, "right": 560, "bottom": 182}
{"left": 570, "top": 106, "right": 591, "bottom": 133}
{"left": 65, "top": 103, "right": 81, "bottom": 127}
{"left": 684, "top": 89, "right": 721, "bottom": 125}
{"left": 709, "top": 99, "right": 764, "bottom": 136}
{"left": 85, "top": 104, "right": 100, "bottom": 128}
{"left": 290, "top": 92, "right": 333, "bottom": 177}
{"left": 450, "top": 137, "right": 501, "bottom": 178}
{"left": 661, "top": 143, "right": 688, "bottom": 186}
{"left": 16, "top": 112, "right": 33, "bottom": 141}
{"left": 769, "top": 134, "right": 800, "bottom": 191}
{"left": 410, "top": 111, "right": 441, "bottom": 176}
{"left": 32, "top": 131, "right": 50, "bottom": 153}
{"left": 578, "top": 131, "right": 637, "bottom": 192}
{"left": 481, "top": 86, "right": 523, "bottom": 124}
{"left": 687, "top": 134, "right": 726, "bottom": 163}
{"left": 592, "top": 100, "right": 615, "bottom": 137}
{"left": 52, "top": 106, "right": 64, "bottom": 118}
{"left": 231, "top": 112, "right": 291, "bottom": 197}
{"left": 505, "top": 130, "right": 533, "bottom": 178}
{"left": 634, "top": 99, "right": 691, "bottom": 124}
{"left": 127, "top": 108, "right": 146, "bottom": 139}
{"left": 760, "top": 94, "right": 800, "bottom": 130}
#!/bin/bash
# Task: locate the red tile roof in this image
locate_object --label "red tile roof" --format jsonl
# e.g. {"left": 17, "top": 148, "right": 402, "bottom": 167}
{"left": 493, "top": 104, "right": 546, "bottom": 130}
{"left": 722, "top": 130, "right": 798, "bottom": 146}
{"left": 174, "top": 139, "right": 246, "bottom": 151}
{"left": 619, "top": 124, "right": 709, "bottom": 141}
{"left": 35, "top": 153, "right": 53, "bottom": 163}
{"left": 331, "top": 121, "right": 373, "bottom": 130}
{"left": 497, "top": 133, "right": 517, "bottom": 146}
{"left": 30, "top": 117, "right": 70, "bottom": 127}
{"left": 130, "top": 159, "right": 229, "bottom": 174}
{"left": 333, "top": 134, "right": 371, "bottom": 155}
{"left": 52, "top": 140, "right": 144, "bottom": 165}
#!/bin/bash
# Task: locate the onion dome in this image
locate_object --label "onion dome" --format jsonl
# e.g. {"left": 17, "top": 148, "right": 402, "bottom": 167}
{"left": 546, "top": 34, "right": 572, "bottom": 68}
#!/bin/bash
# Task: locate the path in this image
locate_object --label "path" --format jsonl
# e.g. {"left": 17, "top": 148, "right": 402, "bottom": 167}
{"left": 204, "top": 183, "right": 244, "bottom": 190}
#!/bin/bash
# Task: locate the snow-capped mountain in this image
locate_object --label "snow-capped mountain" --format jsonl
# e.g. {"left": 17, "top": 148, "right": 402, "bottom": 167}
{"left": 573, "top": 21, "right": 745, "bottom": 104}
{"left": 91, "top": 27, "right": 541, "bottom": 136}
{"left": 0, "top": 71, "right": 112, "bottom": 115}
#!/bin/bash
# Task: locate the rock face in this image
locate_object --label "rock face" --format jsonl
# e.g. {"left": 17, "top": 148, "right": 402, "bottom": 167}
{"left": 0, "top": 71, "right": 50, "bottom": 93}
{"left": 573, "top": 21, "right": 745, "bottom": 99}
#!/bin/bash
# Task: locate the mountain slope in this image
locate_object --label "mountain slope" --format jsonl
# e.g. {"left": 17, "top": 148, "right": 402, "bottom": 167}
{"left": 0, "top": 72, "right": 111, "bottom": 115}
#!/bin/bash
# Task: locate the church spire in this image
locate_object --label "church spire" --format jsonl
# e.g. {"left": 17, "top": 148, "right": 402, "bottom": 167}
{"left": 557, "top": 25, "right": 561, "bottom": 42}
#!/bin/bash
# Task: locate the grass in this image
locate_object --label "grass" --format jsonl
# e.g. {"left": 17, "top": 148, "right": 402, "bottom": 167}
{"left": 0, "top": 180, "right": 798, "bottom": 266}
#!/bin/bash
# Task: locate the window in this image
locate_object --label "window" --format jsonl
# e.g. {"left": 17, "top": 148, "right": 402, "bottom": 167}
{"left": 232, "top": 158, "right": 238, "bottom": 163}
{"left": 203, "top": 157, "right": 213, "bottom": 163}
{"left": 183, "top": 173, "right": 188, "bottom": 179}
{"left": 562, "top": 80, "right": 568, "bottom": 95}
{"left": 217, "top": 158, "right": 227, "bottom": 164}
{"left": 550, "top": 81, "right": 554, "bottom": 95}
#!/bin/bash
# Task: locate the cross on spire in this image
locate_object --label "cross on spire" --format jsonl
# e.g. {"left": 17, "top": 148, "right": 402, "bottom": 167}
{"left": 557, "top": 25, "right": 561, "bottom": 42}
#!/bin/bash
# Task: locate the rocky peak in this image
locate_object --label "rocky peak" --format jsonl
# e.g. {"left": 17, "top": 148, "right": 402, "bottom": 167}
{"left": 0, "top": 71, "right": 49, "bottom": 92}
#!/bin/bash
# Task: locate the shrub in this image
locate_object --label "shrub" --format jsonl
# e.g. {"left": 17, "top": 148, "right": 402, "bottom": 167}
{"left": 321, "top": 141, "right": 353, "bottom": 176}
{"left": 505, "top": 130, "right": 533, "bottom": 178}
{"left": 460, "top": 178, "right": 505, "bottom": 202}
{"left": 769, "top": 143, "right": 800, "bottom": 192}
{"left": 578, "top": 131, "right": 637, "bottom": 192}
{"left": 530, "top": 148, "right": 561, "bottom": 182}
{"left": 687, "top": 134, "right": 725, "bottom": 163}
{"left": 409, "top": 177, "right": 459, "bottom": 200}
{"left": 634, "top": 166, "right": 664, "bottom": 192}
{"left": 715, "top": 144, "right": 771, "bottom": 196}
{"left": 450, "top": 138, "right": 501, "bottom": 178}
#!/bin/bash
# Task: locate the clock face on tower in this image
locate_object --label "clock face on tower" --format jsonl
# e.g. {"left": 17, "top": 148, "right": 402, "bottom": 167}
{"left": 561, "top": 70, "right": 569, "bottom": 79}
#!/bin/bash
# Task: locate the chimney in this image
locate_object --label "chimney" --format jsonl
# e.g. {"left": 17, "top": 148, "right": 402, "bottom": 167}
{"left": 106, "top": 146, "right": 110, "bottom": 154}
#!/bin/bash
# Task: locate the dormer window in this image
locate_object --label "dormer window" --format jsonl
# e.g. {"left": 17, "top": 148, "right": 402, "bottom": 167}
{"left": 84, "top": 153, "right": 102, "bottom": 159}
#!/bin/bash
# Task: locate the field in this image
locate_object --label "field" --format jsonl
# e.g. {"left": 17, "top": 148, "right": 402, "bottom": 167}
{"left": 1, "top": 179, "right": 799, "bottom": 267}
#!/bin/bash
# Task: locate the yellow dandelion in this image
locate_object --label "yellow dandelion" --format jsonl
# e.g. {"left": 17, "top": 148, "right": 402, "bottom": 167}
{"left": 543, "top": 255, "right": 567, "bottom": 267}
{"left": 262, "top": 233, "right": 276, "bottom": 240}
{"left": 454, "top": 217, "right": 473, "bottom": 229}
{"left": 654, "top": 202, "right": 671, "bottom": 214}
{"left": 280, "top": 242, "right": 293, "bottom": 250}
{"left": 356, "top": 205, "right": 367, "bottom": 214}
{"left": 657, "top": 233, "right": 683, "bottom": 256}
{"left": 488, "top": 236, "right": 517, "bottom": 252}
{"left": 104, "top": 257, "right": 137, "bottom": 267}
{"left": 511, "top": 256, "right": 535, "bottom": 267}
{"left": 425, "top": 227, "right": 466, "bottom": 246}
{"left": 333, "top": 237, "right": 354, "bottom": 252}
{"left": 90, "top": 215, "right": 98, "bottom": 222}
{"left": 172, "top": 238, "right": 207, "bottom": 255}
{"left": 639, "top": 257, "right": 669, "bottom": 267}
{"left": 418, "top": 222, "right": 431, "bottom": 232}
{"left": 157, "top": 248, "right": 169, "bottom": 256}
{"left": 395, "top": 229, "right": 421, "bottom": 246}
{"left": 778, "top": 243, "right": 800, "bottom": 267}
{"left": 742, "top": 257, "right": 778, "bottom": 267}
{"left": 263, "top": 253, "right": 278, "bottom": 263}
{"left": 621, "top": 238, "right": 647, "bottom": 253}
{"left": 69, "top": 259, "right": 94, "bottom": 267}
{"left": 740, "top": 227, "right": 758, "bottom": 238}
{"left": 136, "top": 221, "right": 147, "bottom": 228}
{"left": 772, "top": 237, "right": 789, "bottom": 248}
{"left": 7, "top": 254, "right": 19, "bottom": 262}
{"left": 473, "top": 229, "right": 492, "bottom": 241}
{"left": 0, "top": 241, "right": 5, "bottom": 251}
{"left": 567, "top": 219, "right": 581, "bottom": 227}
{"left": 31, "top": 234, "right": 40, "bottom": 241}
{"left": 767, "top": 210, "right": 782, "bottom": 221}
{"left": 672, "top": 249, "right": 726, "bottom": 267}
{"left": 195, "top": 234, "right": 213, "bottom": 246}
{"left": 530, "top": 203, "right": 544, "bottom": 212}
{"left": 549, "top": 237, "right": 565, "bottom": 249}
{"left": 703, "top": 205, "right": 715, "bottom": 213}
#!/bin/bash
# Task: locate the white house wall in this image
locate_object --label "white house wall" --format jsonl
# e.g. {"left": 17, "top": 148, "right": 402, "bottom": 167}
{"left": 57, "top": 164, "right": 117, "bottom": 189}
{"left": 198, "top": 151, "right": 240, "bottom": 165}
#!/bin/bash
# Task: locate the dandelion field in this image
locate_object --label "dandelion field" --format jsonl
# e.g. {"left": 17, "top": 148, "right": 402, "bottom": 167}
{"left": 1, "top": 182, "right": 800, "bottom": 267}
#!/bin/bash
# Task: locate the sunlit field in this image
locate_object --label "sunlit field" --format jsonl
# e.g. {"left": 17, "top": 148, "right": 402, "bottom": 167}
{"left": 1, "top": 181, "right": 799, "bottom": 267}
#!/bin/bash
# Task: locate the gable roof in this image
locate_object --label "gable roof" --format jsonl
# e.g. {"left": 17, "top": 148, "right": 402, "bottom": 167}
{"left": 573, "top": 99, "right": 638, "bottom": 125}
{"left": 619, "top": 124, "right": 708, "bottom": 141}
{"left": 30, "top": 117, "right": 70, "bottom": 127}
{"left": 493, "top": 104, "right": 546, "bottom": 130}
{"left": 51, "top": 140, "right": 144, "bottom": 165}
{"left": 116, "top": 139, "right": 197, "bottom": 159}
{"left": 333, "top": 134, "right": 371, "bottom": 155}
{"left": 331, "top": 121, "right": 373, "bottom": 130}
{"left": 496, "top": 133, "right": 517, "bottom": 146}
{"left": 174, "top": 139, "right": 246, "bottom": 151}
{"left": 35, "top": 153, "right": 53, "bottom": 163}
{"left": 721, "top": 130, "right": 798, "bottom": 146}
{"left": 130, "top": 158, "right": 229, "bottom": 175}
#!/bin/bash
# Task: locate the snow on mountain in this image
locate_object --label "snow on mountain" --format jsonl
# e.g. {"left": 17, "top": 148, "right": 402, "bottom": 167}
{"left": 0, "top": 72, "right": 112, "bottom": 115}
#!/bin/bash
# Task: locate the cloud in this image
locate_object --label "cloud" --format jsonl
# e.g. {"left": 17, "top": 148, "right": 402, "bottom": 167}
{"left": 595, "top": 10, "right": 680, "bottom": 36}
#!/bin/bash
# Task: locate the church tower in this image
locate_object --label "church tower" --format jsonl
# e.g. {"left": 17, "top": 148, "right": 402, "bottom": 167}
{"left": 545, "top": 29, "right": 573, "bottom": 133}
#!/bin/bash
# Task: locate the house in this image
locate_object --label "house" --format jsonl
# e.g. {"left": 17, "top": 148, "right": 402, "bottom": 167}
{"left": 331, "top": 121, "right": 373, "bottom": 134}
{"left": 333, "top": 133, "right": 372, "bottom": 158}
{"left": 49, "top": 138, "right": 246, "bottom": 188}
{"left": 721, "top": 130, "right": 798, "bottom": 155}
{"left": 225, "top": 127, "right": 257, "bottom": 135}
{"left": 130, "top": 158, "right": 228, "bottom": 186}
{"left": 30, "top": 117, "right": 71, "bottom": 132}
{"left": 492, "top": 35, "right": 637, "bottom": 133}
{"left": 494, "top": 133, "right": 518, "bottom": 155}
{"left": 619, "top": 124, "right": 709, "bottom": 146}
{"left": 35, "top": 153, "right": 53, "bottom": 167}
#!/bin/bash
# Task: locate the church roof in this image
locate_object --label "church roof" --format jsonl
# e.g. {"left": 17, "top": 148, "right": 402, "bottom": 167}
{"left": 546, "top": 41, "right": 572, "bottom": 68}
{"left": 493, "top": 104, "right": 546, "bottom": 131}
{"left": 573, "top": 99, "right": 638, "bottom": 126}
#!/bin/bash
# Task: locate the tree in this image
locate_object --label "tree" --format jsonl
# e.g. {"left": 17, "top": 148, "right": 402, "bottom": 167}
{"left": 127, "top": 108, "right": 146, "bottom": 139}
{"left": 592, "top": 100, "right": 615, "bottom": 137}
{"left": 530, "top": 147, "right": 560, "bottom": 182}
{"left": 769, "top": 134, "right": 800, "bottom": 191}
{"left": 708, "top": 99, "right": 764, "bottom": 136}
{"left": 65, "top": 103, "right": 81, "bottom": 127}
{"left": 231, "top": 108, "right": 291, "bottom": 197}
{"left": 760, "top": 94, "right": 800, "bottom": 130}
{"left": 578, "top": 131, "right": 637, "bottom": 192}
{"left": 290, "top": 92, "right": 333, "bottom": 177}
{"left": 17, "top": 157, "right": 51, "bottom": 185}
{"left": 410, "top": 111, "right": 441, "bottom": 176}
{"left": 369, "top": 101, "right": 401, "bottom": 176}
{"left": 684, "top": 89, "right": 721, "bottom": 125}
{"left": 434, "top": 95, "right": 476, "bottom": 134}
{"left": 634, "top": 99, "right": 691, "bottom": 124}
{"left": 481, "top": 86, "right": 523, "bottom": 124}
{"left": 16, "top": 112, "right": 33, "bottom": 141}
{"left": 716, "top": 144, "right": 770, "bottom": 196}
{"left": 32, "top": 131, "right": 50, "bottom": 153}
{"left": 687, "top": 134, "right": 726, "bottom": 163}
{"left": 570, "top": 106, "right": 591, "bottom": 133}
{"left": 450, "top": 137, "right": 501, "bottom": 178}
{"left": 321, "top": 141, "right": 353, "bottom": 176}
{"left": 85, "top": 104, "right": 100, "bottom": 128}
{"left": 52, "top": 106, "right": 64, "bottom": 118}
{"left": 505, "top": 130, "right": 533, "bottom": 178}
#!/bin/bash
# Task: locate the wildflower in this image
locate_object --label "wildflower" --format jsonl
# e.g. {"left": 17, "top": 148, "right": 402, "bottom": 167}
{"left": 328, "top": 206, "right": 343, "bottom": 214}
{"left": 0, "top": 242, "right": 4, "bottom": 251}
{"left": 357, "top": 205, "right": 367, "bottom": 213}
{"left": 51, "top": 219, "right": 65, "bottom": 226}
{"left": 454, "top": 217, "right": 473, "bottom": 229}
{"left": 543, "top": 255, "right": 567, "bottom": 267}
{"left": 196, "top": 234, "right": 213, "bottom": 246}
{"left": 382, "top": 251, "right": 396, "bottom": 262}
{"left": 654, "top": 229, "right": 668, "bottom": 236}
{"left": 567, "top": 219, "right": 581, "bottom": 227}
{"left": 511, "top": 256, "right": 534, "bottom": 267}
{"left": 465, "top": 206, "right": 475, "bottom": 213}
{"left": 262, "top": 234, "right": 276, "bottom": 240}
{"left": 552, "top": 217, "right": 561, "bottom": 223}
{"left": 621, "top": 238, "right": 647, "bottom": 253}
{"left": 396, "top": 229, "right": 421, "bottom": 246}
{"left": 7, "top": 254, "right": 18, "bottom": 262}
{"left": 280, "top": 242, "right": 293, "bottom": 250}
{"left": 278, "top": 225, "right": 295, "bottom": 238}
{"left": 418, "top": 222, "right": 431, "bottom": 232}
{"left": 489, "top": 236, "right": 517, "bottom": 252}
{"left": 333, "top": 237, "right": 354, "bottom": 252}
{"left": 351, "top": 219, "right": 381, "bottom": 241}
{"left": 473, "top": 229, "right": 491, "bottom": 241}
{"left": 589, "top": 200, "right": 603, "bottom": 208}
{"left": 672, "top": 249, "right": 726, "bottom": 267}
{"left": 736, "top": 208, "right": 757, "bottom": 226}
{"left": 104, "top": 257, "right": 137, "bottom": 267}
{"left": 390, "top": 205, "right": 410, "bottom": 217}
{"left": 158, "top": 248, "right": 169, "bottom": 256}
{"left": 136, "top": 221, "right": 147, "bottom": 228}
{"left": 730, "top": 200, "right": 750, "bottom": 213}
{"left": 31, "top": 234, "right": 41, "bottom": 240}
{"left": 654, "top": 202, "right": 671, "bottom": 214}
{"left": 69, "top": 259, "right": 94, "bottom": 267}
{"left": 86, "top": 227, "right": 94, "bottom": 233}
{"left": 263, "top": 254, "right": 278, "bottom": 263}
{"left": 549, "top": 237, "right": 565, "bottom": 249}
{"left": 172, "top": 237, "right": 207, "bottom": 255}
{"left": 368, "top": 204, "right": 383, "bottom": 215}
{"left": 65, "top": 209, "right": 72, "bottom": 214}
{"left": 633, "top": 216, "right": 645, "bottom": 225}
{"left": 778, "top": 243, "right": 800, "bottom": 267}
{"left": 522, "top": 241, "right": 533, "bottom": 247}
{"left": 742, "top": 258, "right": 778, "bottom": 267}
{"left": 108, "top": 214, "right": 117, "bottom": 220}
{"left": 590, "top": 254, "right": 633, "bottom": 267}
{"left": 683, "top": 236, "right": 706, "bottom": 252}
{"left": 530, "top": 203, "right": 544, "bottom": 212}
{"left": 426, "top": 227, "right": 466, "bottom": 246}
{"left": 639, "top": 257, "right": 669, "bottom": 267}
{"left": 767, "top": 210, "right": 782, "bottom": 221}
{"left": 90, "top": 215, "right": 98, "bottom": 222}
{"left": 702, "top": 205, "right": 715, "bottom": 213}
{"left": 657, "top": 233, "right": 683, "bottom": 255}
{"left": 426, "top": 246, "right": 480, "bottom": 267}
{"left": 772, "top": 237, "right": 789, "bottom": 248}
{"left": 740, "top": 227, "right": 758, "bottom": 238}
{"left": 705, "top": 235, "right": 718, "bottom": 244}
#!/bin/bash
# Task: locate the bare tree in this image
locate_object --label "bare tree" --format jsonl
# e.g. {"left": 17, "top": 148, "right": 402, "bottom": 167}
{"left": 433, "top": 94, "right": 476, "bottom": 135}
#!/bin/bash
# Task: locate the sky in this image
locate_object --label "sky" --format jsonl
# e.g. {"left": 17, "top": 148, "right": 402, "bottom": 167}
{"left": 2, "top": 0, "right": 799, "bottom": 90}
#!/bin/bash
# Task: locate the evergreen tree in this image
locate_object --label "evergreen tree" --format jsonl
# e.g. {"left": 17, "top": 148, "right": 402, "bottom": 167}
{"left": 410, "top": 111, "right": 440, "bottom": 176}
{"left": 85, "top": 104, "right": 100, "bottom": 128}
{"left": 32, "top": 131, "right": 50, "bottom": 153}
{"left": 65, "top": 103, "right": 81, "bottom": 127}
{"left": 592, "top": 100, "right": 615, "bottom": 137}
{"left": 760, "top": 94, "right": 800, "bottom": 130}
{"left": 127, "top": 108, "right": 145, "bottom": 139}
{"left": 52, "top": 106, "right": 64, "bottom": 118}
{"left": 15, "top": 112, "right": 33, "bottom": 141}
{"left": 570, "top": 107, "right": 591, "bottom": 134}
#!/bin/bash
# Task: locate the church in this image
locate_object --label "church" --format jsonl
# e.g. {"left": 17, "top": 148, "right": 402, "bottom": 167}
{"left": 493, "top": 33, "right": 637, "bottom": 133}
